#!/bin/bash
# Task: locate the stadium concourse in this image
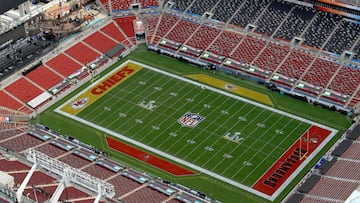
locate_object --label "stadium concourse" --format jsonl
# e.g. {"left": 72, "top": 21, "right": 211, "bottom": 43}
{"left": 0, "top": 0, "right": 359, "bottom": 202}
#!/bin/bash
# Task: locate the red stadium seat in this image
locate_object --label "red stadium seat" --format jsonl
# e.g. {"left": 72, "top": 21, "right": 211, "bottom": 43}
{"left": 277, "top": 49, "right": 313, "bottom": 79}
{"left": 65, "top": 42, "right": 101, "bottom": 65}
{"left": 302, "top": 58, "right": 340, "bottom": 88}
{"left": 5, "top": 78, "right": 43, "bottom": 103}
{"left": 25, "top": 65, "right": 63, "bottom": 90}
{"left": 186, "top": 25, "right": 221, "bottom": 51}
{"left": 46, "top": 54, "right": 83, "bottom": 77}
{"left": 230, "top": 36, "right": 266, "bottom": 65}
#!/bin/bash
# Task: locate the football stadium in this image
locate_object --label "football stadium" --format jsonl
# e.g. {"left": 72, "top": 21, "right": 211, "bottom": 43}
{"left": 0, "top": 0, "right": 360, "bottom": 203}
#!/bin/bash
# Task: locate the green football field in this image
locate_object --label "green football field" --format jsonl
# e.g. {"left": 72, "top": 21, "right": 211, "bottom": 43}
{"left": 40, "top": 45, "right": 351, "bottom": 203}
{"left": 54, "top": 59, "right": 338, "bottom": 201}
{"left": 77, "top": 65, "right": 310, "bottom": 185}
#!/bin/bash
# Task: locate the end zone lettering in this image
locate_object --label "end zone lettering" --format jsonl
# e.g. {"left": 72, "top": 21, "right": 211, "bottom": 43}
{"left": 91, "top": 67, "right": 134, "bottom": 95}
{"left": 263, "top": 148, "right": 307, "bottom": 188}
{"left": 61, "top": 63, "right": 142, "bottom": 115}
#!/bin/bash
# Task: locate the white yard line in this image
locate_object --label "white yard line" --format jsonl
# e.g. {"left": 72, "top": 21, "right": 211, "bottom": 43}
{"left": 55, "top": 59, "right": 339, "bottom": 201}
{"left": 146, "top": 86, "right": 211, "bottom": 146}
{"left": 201, "top": 108, "right": 268, "bottom": 168}
{"left": 214, "top": 112, "right": 280, "bottom": 174}
{"left": 238, "top": 119, "right": 301, "bottom": 182}
{"left": 191, "top": 103, "right": 253, "bottom": 163}
{"left": 183, "top": 101, "right": 250, "bottom": 161}
{"left": 106, "top": 74, "right": 179, "bottom": 132}
{"left": 170, "top": 96, "right": 233, "bottom": 156}
{"left": 81, "top": 69, "right": 160, "bottom": 123}
{"left": 135, "top": 83, "right": 207, "bottom": 144}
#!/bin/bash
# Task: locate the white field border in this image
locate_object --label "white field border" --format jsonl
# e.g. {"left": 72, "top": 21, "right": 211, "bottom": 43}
{"left": 55, "top": 59, "right": 338, "bottom": 201}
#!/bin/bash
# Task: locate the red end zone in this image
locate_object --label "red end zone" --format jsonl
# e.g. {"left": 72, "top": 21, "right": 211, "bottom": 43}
{"left": 252, "top": 125, "right": 332, "bottom": 196}
{"left": 106, "top": 136, "right": 196, "bottom": 176}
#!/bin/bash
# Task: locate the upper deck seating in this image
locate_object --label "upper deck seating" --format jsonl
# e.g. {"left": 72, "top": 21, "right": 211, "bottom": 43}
{"left": 114, "top": 16, "right": 136, "bottom": 44}
{"left": 0, "top": 159, "right": 30, "bottom": 172}
{"left": 255, "top": 1, "right": 292, "bottom": 36}
{"left": 341, "top": 141, "right": 360, "bottom": 160}
{"left": 107, "top": 174, "right": 142, "bottom": 198}
{"left": 108, "top": 0, "right": 132, "bottom": 11}
{"left": 323, "top": 20, "right": 360, "bottom": 55}
{"left": 10, "top": 171, "right": 55, "bottom": 186}
{"left": 81, "top": 164, "right": 116, "bottom": 180}
{"left": 348, "top": 91, "right": 360, "bottom": 107}
{"left": 230, "top": 0, "right": 271, "bottom": 28}
{"left": 167, "top": 0, "right": 193, "bottom": 12}
{"left": 187, "top": 0, "right": 219, "bottom": 16}
{"left": 142, "top": 14, "right": 160, "bottom": 43}
{"left": 211, "top": 0, "right": 244, "bottom": 23}
{"left": 308, "top": 176, "right": 358, "bottom": 201}
{"left": 140, "top": 0, "right": 159, "bottom": 8}
{"left": 58, "top": 153, "right": 91, "bottom": 168}
{"left": 274, "top": 6, "right": 316, "bottom": 41}
{"left": 35, "top": 143, "right": 68, "bottom": 158}
{"left": 352, "top": 40, "right": 360, "bottom": 60}
{"left": 325, "top": 159, "right": 360, "bottom": 180}
{"left": 302, "top": 11, "right": 341, "bottom": 49}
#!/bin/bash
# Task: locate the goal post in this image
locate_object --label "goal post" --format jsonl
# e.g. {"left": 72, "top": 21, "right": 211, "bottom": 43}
{"left": 299, "top": 130, "right": 309, "bottom": 160}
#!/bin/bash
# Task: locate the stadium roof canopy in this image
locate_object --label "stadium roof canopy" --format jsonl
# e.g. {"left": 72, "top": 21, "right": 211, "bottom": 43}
{"left": 0, "top": 0, "right": 27, "bottom": 15}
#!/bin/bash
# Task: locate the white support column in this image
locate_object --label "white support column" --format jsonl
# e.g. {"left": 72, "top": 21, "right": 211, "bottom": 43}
{"left": 93, "top": 184, "right": 102, "bottom": 203}
{"left": 25, "top": 1, "right": 31, "bottom": 15}
{"left": 48, "top": 176, "right": 69, "bottom": 203}
{"left": 16, "top": 162, "right": 37, "bottom": 202}
{"left": 19, "top": 4, "right": 25, "bottom": 17}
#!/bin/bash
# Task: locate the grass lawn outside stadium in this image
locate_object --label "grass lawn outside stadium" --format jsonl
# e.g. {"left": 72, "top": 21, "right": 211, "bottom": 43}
{"left": 38, "top": 44, "right": 352, "bottom": 203}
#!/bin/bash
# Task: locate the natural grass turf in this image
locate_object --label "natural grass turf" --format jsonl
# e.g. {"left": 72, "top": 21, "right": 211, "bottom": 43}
{"left": 74, "top": 66, "right": 310, "bottom": 187}
{"left": 38, "top": 44, "right": 351, "bottom": 203}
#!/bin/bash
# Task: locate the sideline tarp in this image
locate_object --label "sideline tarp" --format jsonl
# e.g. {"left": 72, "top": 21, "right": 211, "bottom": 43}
{"left": 27, "top": 91, "right": 52, "bottom": 108}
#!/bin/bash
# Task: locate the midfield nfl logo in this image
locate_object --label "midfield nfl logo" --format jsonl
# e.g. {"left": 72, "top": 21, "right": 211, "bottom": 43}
{"left": 178, "top": 112, "right": 205, "bottom": 128}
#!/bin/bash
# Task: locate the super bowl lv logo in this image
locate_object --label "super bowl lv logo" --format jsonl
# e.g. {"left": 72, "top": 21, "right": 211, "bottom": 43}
{"left": 178, "top": 112, "right": 205, "bottom": 128}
